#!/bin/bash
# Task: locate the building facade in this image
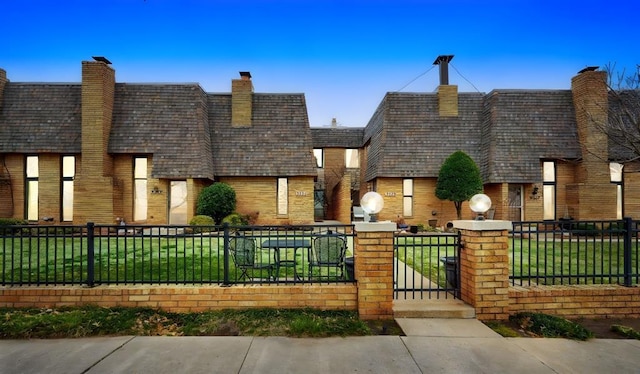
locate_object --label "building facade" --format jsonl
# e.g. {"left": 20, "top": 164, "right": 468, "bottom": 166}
{"left": 0, "top": 57, "right": 638, "bottom": 226}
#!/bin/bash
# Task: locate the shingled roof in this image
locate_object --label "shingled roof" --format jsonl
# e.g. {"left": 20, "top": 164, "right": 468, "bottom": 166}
{"left": 109, "top": 84, "right": 214, "bottom": 179}
{"left": 209, "top": 93, "right": 317, "bottom": 177}
{"left": 482, "top": 90, "right": 580, "bottom": 183}
{"left": 363, "top": 92, "right": 485, "bottom": 181}
{"left": 0, "top": 83, "right": 81, "bottom": 153}
{"left": 311, "top": 127, "right": 364, "bottom": 148}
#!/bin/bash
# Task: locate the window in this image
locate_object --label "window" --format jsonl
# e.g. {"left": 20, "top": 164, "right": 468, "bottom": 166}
{"left": 25, "top": 156, "right": 39, "bottom": 221}
{"left": 345, "top": 149, "right": 359, "bottom": 168}
{"left": 313, "top": 149, "right": 323, "bottom": 168}
{"left": 542, "top": 161, "right": 556, "bottom": 220}
{"left": 169, "top": 181, "right": 188, "bottom": 225}
{"left": 403, "top": 179, "right": 413, "bottom": 217}
{"left": 61, "top": 156, "right": 75, "bottom": 221}
{"left": 277, "top": 177, "right": 288, "bottom": 215}
{"left": 610, "top": 162, "right": 624, "bottom": 219}
{"left": 134, "top": 157, "right": 148, "bottom": 221}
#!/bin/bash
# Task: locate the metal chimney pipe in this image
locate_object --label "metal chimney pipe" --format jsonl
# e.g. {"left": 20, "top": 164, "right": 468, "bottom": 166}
{"left": 433, "top": 55, "right": 454, "bottom": 85}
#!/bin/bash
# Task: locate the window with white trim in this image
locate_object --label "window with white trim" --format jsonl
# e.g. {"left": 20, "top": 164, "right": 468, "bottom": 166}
{"left": 25, "top": 156, "right": 39, "bottom": 221}
{"left": 277, "top": 177, "right": 288, "bottom": 215}
{"left": 345, "top": 149, "right": 359, "bottom": 168}
{"left": 403, "top": 179, "right": 413, "bottom": 217}
{"left": 542, "top": 161, "right": 556, "bottom": 220}
{"left": 313, "top": 149, "right": 323, "bottom": 168}
{"left": 134, "top": 157, "right": 148, "bottom": 221}
{"left": 610, "top": 162, "right": 624, "bottom": 219}
{"left": 61, "top": 156, "right": 75, "bottom": 221}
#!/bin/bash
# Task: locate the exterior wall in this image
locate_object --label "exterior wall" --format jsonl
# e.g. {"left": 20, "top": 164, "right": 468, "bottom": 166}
{"left": 437, "top": 84, "right": 458, "bottom": 117}
{"left": 321, "top": 148, "right": 346, "bottom": 220}
{"left": 373, "top": 177, "right": 469, "bottom": 227}
{"left": 334, "top": 173, "right": 352, "bottom": 224}
{"left": 2, "top": 154, "right": 24, "bottom": 218}
{"left": 624, "top": 162, "right": 640, "bottom": 218}
{"left": 0, "top": 285, "right": 357, "bottom": 313}
{"left": 222, "top": 176, "right": 314, "bottom": 225}
{"left": 231, "top": 75, "right": 252, "bottom": 127}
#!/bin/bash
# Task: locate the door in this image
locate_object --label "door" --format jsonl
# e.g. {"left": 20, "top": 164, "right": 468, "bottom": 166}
{"left": 169, "top": 181, "right": 188, "bottom": 225}
{"left": 508, "top": 184, "right": 523, "bottom": 221}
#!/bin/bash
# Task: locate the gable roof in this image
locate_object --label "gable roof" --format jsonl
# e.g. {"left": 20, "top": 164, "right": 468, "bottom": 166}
{"left": 0, "top": 83, "right": 81, "bottom": 153}
{"left": 311, "top": 127, "right": 364, "bottom": 148}
{"left": 481, "top": 90, "right": 580, "bottom": 183}
{"left": 209, "top": 93, "right": 316, "bottom": 176}
{"left": 109, "top": 84, "right": 214, "bottom": 179}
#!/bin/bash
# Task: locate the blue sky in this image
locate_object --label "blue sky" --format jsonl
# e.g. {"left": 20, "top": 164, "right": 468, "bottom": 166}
{"left": 3, "top": 0, "right": 639, "bottom": 127}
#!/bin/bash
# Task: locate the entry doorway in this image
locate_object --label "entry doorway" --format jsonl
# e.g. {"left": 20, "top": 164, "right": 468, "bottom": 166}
{"left": 169, "top": 181, "right": 188, "bottom": 225}
{"left": 508, "top": 185, "right": 523, "bottom": 221}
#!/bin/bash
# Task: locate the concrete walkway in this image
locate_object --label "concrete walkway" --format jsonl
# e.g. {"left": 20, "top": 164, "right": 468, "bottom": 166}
{"left": 2, "top": 319, "right": 639, "bottom": 374}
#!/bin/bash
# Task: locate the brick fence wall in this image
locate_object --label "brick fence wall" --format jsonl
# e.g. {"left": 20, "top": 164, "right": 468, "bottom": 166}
{"left": 0, "top": 284, "right": 357, "bottom": 314}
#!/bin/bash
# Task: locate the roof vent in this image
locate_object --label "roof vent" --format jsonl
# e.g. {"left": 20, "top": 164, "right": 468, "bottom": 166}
{"left": 433, "top": 55, "right": 454, "bottom": 85}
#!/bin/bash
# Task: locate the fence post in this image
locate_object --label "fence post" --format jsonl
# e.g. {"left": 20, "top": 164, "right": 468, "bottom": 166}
{"left": 86, "top": 222, "right": 95, "bottom": 287}
{"left": 453, "top": 219, "right": 512, "bottom": 321}
{"left": 623, "top": 216, "right": 633, "bottom": 287}
{"left": 353, "top": 221, "right": 396, "bottom": 320}
{"left": 223, "top": 223, "right": 230, "bottom": 285}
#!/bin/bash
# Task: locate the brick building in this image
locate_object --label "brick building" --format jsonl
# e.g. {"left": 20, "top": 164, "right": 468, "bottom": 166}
{"left": 0, "top": 56, "right": 638, "bottom": 226}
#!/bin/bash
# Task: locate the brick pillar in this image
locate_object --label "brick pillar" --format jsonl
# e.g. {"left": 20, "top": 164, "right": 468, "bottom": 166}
{"left": 437, "top": 85, "right": 458, "bottom": 117}
{"left": 353, "top": 221, "right": 396, "bottom": 320}
{"left": 454, "top": 220, "right": 512, "bottom": 321}
{"left": 231, "top": 72, "right": 253, "bottom": 127}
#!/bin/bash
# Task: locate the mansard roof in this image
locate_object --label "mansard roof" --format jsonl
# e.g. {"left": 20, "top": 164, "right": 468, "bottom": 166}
{"left": 109, "top": 83, "right": 214, "bottom": 179}
{"left": 0, "top": 83, "right": 81, "bottom": 153}
{"left": 311, "top": 127, "right": 364, "bottom": 148}
{"left": 209, "top": 93, "right": 317, "bottom": 177}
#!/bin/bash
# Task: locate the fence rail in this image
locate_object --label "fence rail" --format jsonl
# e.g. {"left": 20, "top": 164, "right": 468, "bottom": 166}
{"left": 1, "top": 223, "right": 355, "bottom": 286}
{"left": 510, "top": 217, "right": 639, "bottom": 286}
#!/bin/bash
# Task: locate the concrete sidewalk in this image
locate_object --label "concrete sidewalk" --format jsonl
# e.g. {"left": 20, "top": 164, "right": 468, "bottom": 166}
{"left": 1, "top": 319, "right": 639, "bottom": 374}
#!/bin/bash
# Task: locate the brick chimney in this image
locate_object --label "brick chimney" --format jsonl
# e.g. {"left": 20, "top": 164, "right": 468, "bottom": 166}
{"left": 232, "top": 71, "right": 253, "bottom": 127}
{"left": 0, "top": 68, "right": 8, "bottom": 112}
{"left": 433, "top": 55, "right": 458, "bottom": 117}
{"left": 75, "top": 57, "right": 117, "bottom": 224}
{"left": 568, "top": 66, "right": 616, "bottom": 219}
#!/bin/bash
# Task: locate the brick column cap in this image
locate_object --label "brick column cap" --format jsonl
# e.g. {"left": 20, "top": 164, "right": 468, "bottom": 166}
{"left": 453, "top": 220, "right": 511, "bottom": 231}
{"left": 354, "top": 221, "right": 397, "bottom": 232}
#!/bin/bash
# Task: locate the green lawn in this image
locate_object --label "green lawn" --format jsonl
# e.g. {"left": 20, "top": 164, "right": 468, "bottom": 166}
{"left": 1, "top": 233, "right": 354, "bottom": 284}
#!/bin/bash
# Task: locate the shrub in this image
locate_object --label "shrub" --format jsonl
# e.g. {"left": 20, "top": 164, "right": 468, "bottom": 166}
{"left": 509, "top": 312, "right": 594, "bottom": 340}
{"left": 189, "top": 215, "right": 215, "bottom": 233}
{"left": 222, "top": 213, "right": 248, "bottom": 226}
{"left": 0, "top": 218, "right": 28, "bottom": 226}
{"left": 196, "top": 183, "right": 237, "bottom": 224}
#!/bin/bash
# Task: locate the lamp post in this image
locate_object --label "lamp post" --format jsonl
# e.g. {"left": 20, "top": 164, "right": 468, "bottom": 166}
{"left": 469, "top": 193, "right": 492, "bottom": 221}
{"left": 361, "top": 191, "right": 384, "bottom": 222}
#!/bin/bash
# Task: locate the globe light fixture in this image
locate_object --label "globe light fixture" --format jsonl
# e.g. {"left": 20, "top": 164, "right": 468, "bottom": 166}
{"left": 469, "top": 193, "right": 491, "bottom": 221}
{"left": 361, "top": 191, "right": 384, "bottom": 222}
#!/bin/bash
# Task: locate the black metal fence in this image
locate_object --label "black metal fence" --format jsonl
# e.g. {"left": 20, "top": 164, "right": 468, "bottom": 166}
{"left": 0, "top": 223, "right": 355, "bottom": 286}
{"left": 511, "top": 217, "right": 640, "bottom": 286}
{"left": 393, "top": 232, "right": 462, "bottom": 300}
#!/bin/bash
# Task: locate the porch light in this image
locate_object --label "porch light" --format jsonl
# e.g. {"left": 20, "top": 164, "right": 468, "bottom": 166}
{"left": 469, "top": 193, "right": 491, "bottom": 221}
{"left": 361, "top": 191, "right": 384, "bottom": 222}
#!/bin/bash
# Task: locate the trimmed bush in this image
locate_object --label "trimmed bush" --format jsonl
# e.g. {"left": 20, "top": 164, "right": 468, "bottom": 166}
{"left": 222, "top": 213, "right": 248, "bottom": 226}
{"left": 196, "top": 183, "right": 237, "bottom": 224}
{"left": 189, "top": 215, "right": 215, "bottom": 233}
{"left": 0, "top": 218, "right": 28, "bottom": 226}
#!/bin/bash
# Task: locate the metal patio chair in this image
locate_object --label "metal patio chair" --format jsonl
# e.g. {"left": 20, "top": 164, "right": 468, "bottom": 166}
{"left": 229, "top": 236, "right": 274, "bottom": 281}
{"left": 309, "top": 234, "right": 347, "bottom": 280}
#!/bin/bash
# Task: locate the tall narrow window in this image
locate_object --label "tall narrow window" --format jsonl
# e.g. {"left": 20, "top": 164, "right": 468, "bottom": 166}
{"left": 25, "top": 156, "right": 39, "bottom": 221}
{"left": 134, "top": 157, "right": 148, "bottom": 221}
{"left": 345, "top": 149, "right": 359, "bottom": 168}
{"left": 403, "top": 179, "right": 413, "bottom": 217}
{"left": 610, "top": 162, "right": 624, "bottom": 219}
{"left": 313, "top": 149, "right": 324, "bottom": 168}
{"left": 61, "top": 156, "right": 75, "bottom": 221}
{"left": 277, "top": 177, "right": 288, "bottom": 215}
{"left": 542, "top": 161, "right": 556, "bottom": 220}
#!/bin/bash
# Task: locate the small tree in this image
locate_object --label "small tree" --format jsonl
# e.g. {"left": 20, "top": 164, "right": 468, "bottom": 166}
{"left": 435, "top": 151, "right": 483, "bottom": 219}
{"left": 196, "top": 183, "right": 236, "bottom": 224}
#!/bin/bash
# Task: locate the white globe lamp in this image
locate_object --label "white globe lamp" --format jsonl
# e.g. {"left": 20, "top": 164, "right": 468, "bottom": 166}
{"left": 469, "top": 193, "right": 491, "bottom": 221}
{"left": 361, "top": 191, "right": 384, "bottom": 222}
